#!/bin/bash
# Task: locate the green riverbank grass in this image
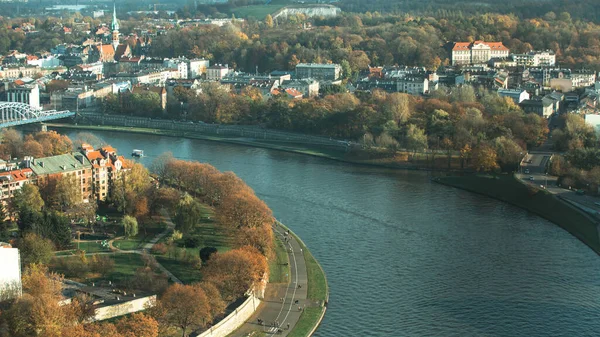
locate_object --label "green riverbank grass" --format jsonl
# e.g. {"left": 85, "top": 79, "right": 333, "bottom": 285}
{"left": 269, "top": 234, "right": 290, "bottom": 284}
{"left": 287, "top": 307, "right": 325, "bottom": 337}
{"left": 275, "top": 223, "right": 328, "bottom": 302}
{"left": 436, "top": 174, "right": 600, "bottom": 254}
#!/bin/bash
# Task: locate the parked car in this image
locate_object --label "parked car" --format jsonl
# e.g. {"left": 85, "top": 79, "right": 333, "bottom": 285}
{"left": 524, "top": 169, "right": 530, "bottom": 174}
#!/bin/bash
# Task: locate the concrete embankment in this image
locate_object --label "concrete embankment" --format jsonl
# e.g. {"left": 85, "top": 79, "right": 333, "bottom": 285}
{"left": 434, "top": 174, "right": 600, "bottom": 255}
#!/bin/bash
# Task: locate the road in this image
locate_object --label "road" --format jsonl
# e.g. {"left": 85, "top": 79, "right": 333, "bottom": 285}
{"left": 518, "top": 152, "right": 600, "bottom": 216}
{"left": 230, "top": 223, "right": 314, "bottom": 337}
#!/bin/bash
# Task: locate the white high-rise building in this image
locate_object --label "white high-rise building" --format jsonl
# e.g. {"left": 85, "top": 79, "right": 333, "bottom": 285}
{"left": 0, "top": 243, "right": 22, "bottom": 301}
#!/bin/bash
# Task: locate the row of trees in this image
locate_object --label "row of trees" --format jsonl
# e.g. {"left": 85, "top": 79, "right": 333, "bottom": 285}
{"left": 116, "top": 85, "right": 546, "bottom": 172}
{"left": 149, "top": 245, "right": 267, "bottom": 335}
{"left": 0, "top": 129, "right": 73, "bottom": 160}
{"left": 154, "top": 155, "right": 274, "bottom": 257}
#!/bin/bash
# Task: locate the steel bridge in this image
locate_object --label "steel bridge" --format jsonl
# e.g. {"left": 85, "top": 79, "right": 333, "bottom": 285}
{"left": 0, "top": 102, "right": 75, "bottom": 128}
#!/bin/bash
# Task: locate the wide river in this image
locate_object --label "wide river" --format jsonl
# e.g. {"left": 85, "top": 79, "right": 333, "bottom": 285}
{"left": 64, "top": 130, "right": 600, "bottom": 336}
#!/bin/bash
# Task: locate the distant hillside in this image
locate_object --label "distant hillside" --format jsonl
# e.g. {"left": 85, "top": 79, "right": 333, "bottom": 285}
{"left": 338, "top": 0, "right": 600, "bottom": 23}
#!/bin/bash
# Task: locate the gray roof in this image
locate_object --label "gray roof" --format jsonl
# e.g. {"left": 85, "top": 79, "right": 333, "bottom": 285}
{"left": 29, "top": 153, "right": 91, "bottom": 176}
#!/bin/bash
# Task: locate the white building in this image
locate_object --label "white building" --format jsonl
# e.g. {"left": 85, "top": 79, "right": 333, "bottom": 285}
{"left": 585, "top": 114, "right": 600, "bottom": 135}
{"left": 396, "top": 77, "right": 429, "bottom": 95}
{"left": 498, "top": 89, "right": 530, "bottom": 104}
{"left": 26, "top": 55, "right": 62, "bottom": 68}
{"left": 0, "top": 243, "right": 22, "bottom": 301}
{"left": 163, "top": 58, "right": 189, "bottom": 80}
{"left": 3, "top": 82, "right": 40, "bottom": 109}
{"left": 188, "top": 59, "right": 210, "bottom": 79}
{"left": 207, "top": 64, "right": 230, "bottom": 81}
{"left": 512, "top": 50, "right": 556, "bottom": 67}
{"left": 452, "top": 41, "right": 510, "bottom": 65}
{"left": 281, "top": 79, "right": 320, "bottom": 98}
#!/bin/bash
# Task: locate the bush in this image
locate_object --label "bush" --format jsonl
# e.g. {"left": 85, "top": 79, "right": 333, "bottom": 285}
{"left": 199, "top": 247, "right": 218, "bottom": 263}
{"left": 89, "top": 254, "right": 115, "bottom": 276}
{"left": 151, "top": 242, "right": 168, "bottom": 255}
{"left": 182, "top": 236, "right": 202, "bottom": 248}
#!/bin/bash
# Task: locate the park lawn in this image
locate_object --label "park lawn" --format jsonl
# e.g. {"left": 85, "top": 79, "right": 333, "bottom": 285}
{"left": 116, "top": 221, "right": 167, "bottom": 251}
{"left": 156, "top": 256, "right": 203, "bottom": 284}
{"left": 75, "top": 241, "right": 111, "bottom": 253}
{"left": 437, "top": 174, "right": 600, "bottom": 253}
{"left": 103, "top": 253, "right": 146, "bottom": 284}
{"left": 287, "top": 307, "right": 325, "bottom": 337}
{"left": 269, "top": 235, "right": 290, "bottom": 284}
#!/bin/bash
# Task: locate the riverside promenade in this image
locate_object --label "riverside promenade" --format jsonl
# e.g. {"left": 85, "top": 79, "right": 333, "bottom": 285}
{"left": 231, "top": 223, "right": 322, "bottom": 337}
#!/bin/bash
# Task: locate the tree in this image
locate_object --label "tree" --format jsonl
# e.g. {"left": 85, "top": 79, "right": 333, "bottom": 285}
{"left": 174, "top": 194, "right": 203, "bottom": 235}
{"left": 264, "top": 14, "right": 274, "bottom": 28}
{"left": 3, "top": 265, "right": 78, "bottom": 337}
{"left": 195, "top": 282, "right": 226, "bottom": 319}
{"left": 493, "top": 136, "right": 523, "bottom": 171}
{"left": 155, "top": 284, "right": 211, "bottom": 337}
{"left": 340, "top": 59, "right": 352, "bottom": 79}
{"left": 12, "top": 184, "right": 44, "bottom": 213}
{"left": 150, "top": 152, "right": 175, "bottom": 181}
{"left": 405, "top": 124, "right": 428, "bottom": 157}
{"left": 203, "top": 246, "right": 268, "bottom": 300}
{"left": 52, "top": 174, "right": 82, "bottom": 211}
{"left": 199, "top": 246, "right": 218, "bottom": 263}
{"left": 116, "top": 313, "right": 159, "bottom": 337}
{"left": 472, "top": 143, "right": 499, "bottom": 172}
{"left": 122, "top": 215, "right": 138, "bottom": 238}
{"left": 17, "top": 233, "right": 54, "bottom": 266}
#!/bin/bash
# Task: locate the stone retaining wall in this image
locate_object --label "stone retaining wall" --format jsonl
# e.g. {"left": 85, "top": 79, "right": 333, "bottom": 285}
{"left": 192, "top": 294, "right": 261, "bottom": 337}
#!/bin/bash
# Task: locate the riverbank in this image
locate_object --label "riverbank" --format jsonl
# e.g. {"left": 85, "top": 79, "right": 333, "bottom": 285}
{"left": 45, "top": 123, "right": 464, "bottom": 172}
{"left": 434, "top": 174, "right": 600, "bottom": 255}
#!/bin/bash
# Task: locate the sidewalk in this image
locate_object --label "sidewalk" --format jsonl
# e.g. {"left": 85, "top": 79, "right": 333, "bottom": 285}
{"left": 230, "top": 223, "right": 311, "bottom": 337}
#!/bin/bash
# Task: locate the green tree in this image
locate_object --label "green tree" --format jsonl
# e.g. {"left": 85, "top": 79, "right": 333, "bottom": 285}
{"left": 13, "top": 184, "right": 44, "bottom": 213}
{"left": 18, "top": 232, "right": 54, "bottom": 266}
{"left": 174, "top": 194, "right": 203, "bottom": 235}
{"left": 340, "top": 59, "right": 352, "bottom": 79}
{"left": 122, "top": 215, "right": 139, "bottom": 238}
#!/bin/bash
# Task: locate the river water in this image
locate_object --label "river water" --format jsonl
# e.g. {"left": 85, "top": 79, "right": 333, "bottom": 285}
{"left": 64, "top": 130, "right": 600, "bottom": 337}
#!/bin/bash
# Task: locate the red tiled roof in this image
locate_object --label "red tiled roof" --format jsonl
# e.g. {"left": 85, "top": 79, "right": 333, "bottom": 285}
{"left": 85, "top": 150, "right": 104, "bottom": 161}
{"left": 101, "top": 145, "right": 116, "bottom": 153}
{"left": 453, "top": 41, "right": 509, "bottom": 51}
{"left": 13, "top": 80, "right": 25, "bottom": 85}
{"left": 0, "top": 168, "right": 33, "bottom": 182}
{"left": 285, "top": 88, "right": 303, "bottom": 98}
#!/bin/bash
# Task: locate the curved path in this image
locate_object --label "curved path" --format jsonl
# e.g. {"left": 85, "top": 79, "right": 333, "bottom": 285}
{"left": 57, "top": 210, "right": 182, "bottom": 284}
{"left": 230, "top": 223, "right": 311, "bottom": 337}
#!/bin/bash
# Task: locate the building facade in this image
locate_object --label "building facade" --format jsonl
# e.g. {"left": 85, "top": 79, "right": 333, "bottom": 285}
{"left": 295, "top": 63, "right": 342, "bottom": 81}
{"left": 452, "top": 41, "right": 509, "bottom": 65}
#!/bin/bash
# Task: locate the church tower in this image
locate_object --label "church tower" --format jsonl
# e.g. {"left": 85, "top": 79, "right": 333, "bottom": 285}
{"left": 111, "top": 0, "right": 120, "bottom": 50}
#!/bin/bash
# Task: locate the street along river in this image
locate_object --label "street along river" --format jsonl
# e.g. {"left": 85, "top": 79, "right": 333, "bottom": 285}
{"left": 64, "top": 129, "right": 600, "bottom": 337}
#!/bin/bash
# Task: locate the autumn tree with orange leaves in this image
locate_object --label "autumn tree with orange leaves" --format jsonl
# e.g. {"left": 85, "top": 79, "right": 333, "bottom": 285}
{"left": 151, "top": 283, "right": 212, "bottom": 337}
{"left": 203, "top": 246, "right": 268, "bottom": 301}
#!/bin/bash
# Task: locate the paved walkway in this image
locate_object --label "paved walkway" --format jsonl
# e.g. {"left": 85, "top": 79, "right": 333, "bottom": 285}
{"left": 230, "top": 223, "right": 314, "bottom": 337}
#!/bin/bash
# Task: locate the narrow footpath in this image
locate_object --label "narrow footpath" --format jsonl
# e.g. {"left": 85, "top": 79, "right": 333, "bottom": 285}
{"left": 230, "top": 223, "right": 310, "bottom": 337}
{"left": 58, "top": 210, "right": 183, "bottom": 284}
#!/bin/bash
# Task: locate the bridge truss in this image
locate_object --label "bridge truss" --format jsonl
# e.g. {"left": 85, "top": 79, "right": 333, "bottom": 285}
{"left": 0, "top": 102, "right": 75, "bottom": 128}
